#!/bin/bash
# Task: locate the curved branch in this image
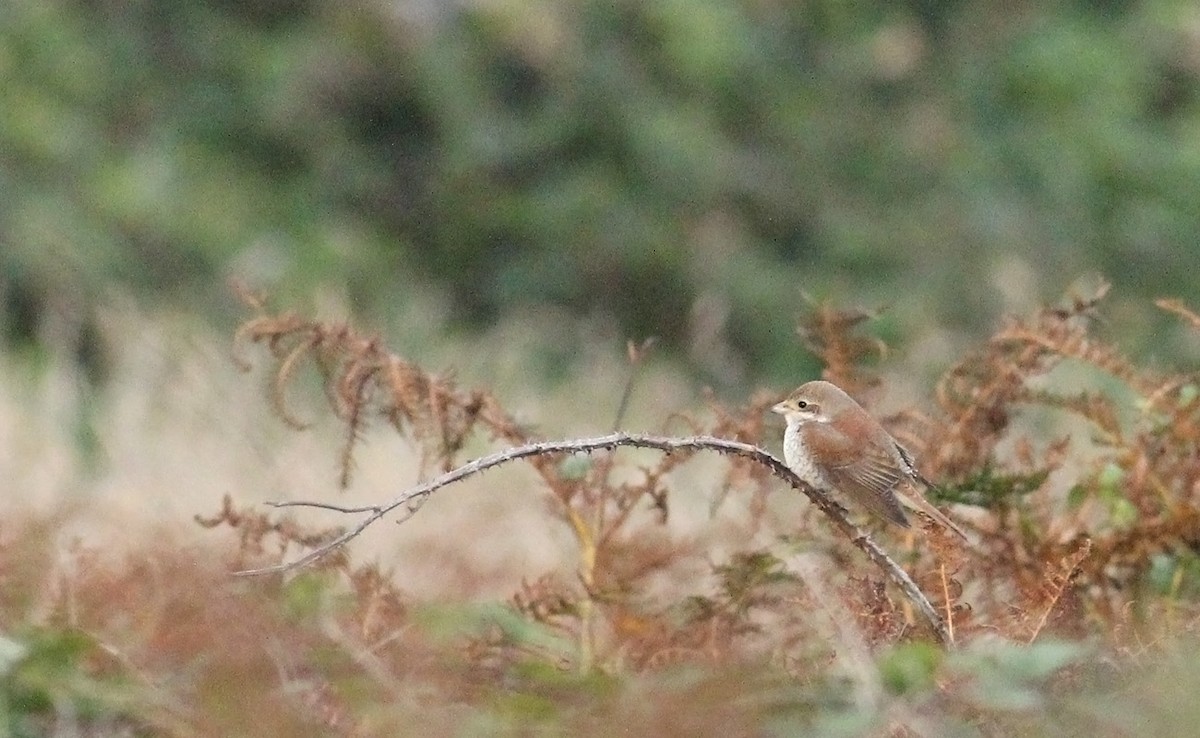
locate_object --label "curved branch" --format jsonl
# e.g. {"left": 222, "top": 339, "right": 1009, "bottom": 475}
{"left": 235, "top": 432, "right": 950, "bottom": 644}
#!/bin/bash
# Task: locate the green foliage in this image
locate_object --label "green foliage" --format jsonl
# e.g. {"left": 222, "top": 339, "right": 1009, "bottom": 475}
{"left": 1147, "top": 551, "right": 1200, "bottom": 599}
{"left": 280, "top": 570, "right": 352, "bottom": 621}
{"left": 948, "top": 638, "right": 1086, "bottom": 711}
{"left": 6, "top": 0, "right": 1200, "bottom": 383}
{"left": 1087, "top": 460, "right": 1141, "bottom": 526}
{"left": 712, "top": 550, "right": 797, "bottom": 615}
{"left": 939, "top": 463, "right": 1050, "bottom": 508}
{"left": 413, "top": 601, "right": 576, "bottom": 659}
{"left": 879, "top": 641, "right": 942, "bottom": 695}
{"left": 0, "top": 627, "right": 136, "bottom": 736}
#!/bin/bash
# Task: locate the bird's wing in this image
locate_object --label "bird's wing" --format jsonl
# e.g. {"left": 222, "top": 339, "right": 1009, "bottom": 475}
{"left": 809, "top": 425, "right": 910, "bottom": 528}
{"left": 895, "top": 442, "right": 936, "bottom": 488}
{"left": 894, "top": 443, "right": 970, "bottom": 541}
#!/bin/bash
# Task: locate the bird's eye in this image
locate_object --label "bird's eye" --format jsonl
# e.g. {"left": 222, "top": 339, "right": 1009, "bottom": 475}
{"left": 796, "top": 401, "right": 808, "bottom": 409}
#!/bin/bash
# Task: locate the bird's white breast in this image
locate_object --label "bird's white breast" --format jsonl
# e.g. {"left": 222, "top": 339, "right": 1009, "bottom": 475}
{"left": 783, "top": 422, "right": 829, "bottom": 490}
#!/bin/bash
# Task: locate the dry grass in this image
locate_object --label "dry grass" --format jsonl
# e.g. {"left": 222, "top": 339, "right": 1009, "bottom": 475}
{"left": 4, "top": 283, "right": 1200, "bottom": 734}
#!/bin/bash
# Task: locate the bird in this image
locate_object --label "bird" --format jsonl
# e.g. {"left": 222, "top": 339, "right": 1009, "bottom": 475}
{"left": 771, "top": 380, "right": 968, "bottom": 541}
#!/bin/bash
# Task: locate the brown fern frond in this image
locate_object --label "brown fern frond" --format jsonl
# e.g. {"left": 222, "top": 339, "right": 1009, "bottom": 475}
{"left": 703, "top": 389, "right": 778, "bottom": 522}
{"left": 350, "top": 564, "right": 409, "bottom": 641}
{"left": 843, "top": 575, "right": 906, "bottom": 647}
{"left": 1085, "top": 507, "right": 1200, "bottom": 585}
{"left": 1156, "top": 297, "right": 1200, "bottom": 331}
{"left": 338, "top": 366, "right": 374, "bottom": 489}
{"left": 702, "top": 388, "right": 774, "bottom": 446}
{"left": 926, "top": 314, "right": 1064, "bottom": 479}
{"left": 1015, "top": 387, "right": 1125, "bottom": 442}
{"left": 233, "top": 302, "right": 542, "bottom": 488}
{"left": 997, "top": 321, "right": 1157, "bottom": 396}
{"left": 513, "top": 574, "right": 580, "bottom": 626}
{"left": 1021, "top": 537, "right": 1092, "bottom": 643}
{"left": 268, "top": 333, "right": 319, "bottom": 430}
{"left": 910, "top": 517, "right": 973, "bottom": 642}
{"left": 381, "top": 356, "right": 424, "bottom": 432}
{"left": 797, "top": 299, "right": 887, "bottom": 396}
{"left": 195, "top": 494, "right": 349, "bottom": 571}
{"left": 597, "top": 460, "right": 691, "bottom": 545}
{"left": 926, "top": 283, "right": 1133, "bottom": 481}
{"left": 330, "top": 339, "right": 379, "bottom": 420}
{"left": 233, "top": 314, "right": 296, "bottom": 371}
{"left": 1051, "top": 278, "right": 1111, "bottom": 320}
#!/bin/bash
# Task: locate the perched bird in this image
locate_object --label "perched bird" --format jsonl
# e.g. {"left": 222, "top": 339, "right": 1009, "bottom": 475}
{"left": 771, "top": 380, "right": 968, "bottom": 541}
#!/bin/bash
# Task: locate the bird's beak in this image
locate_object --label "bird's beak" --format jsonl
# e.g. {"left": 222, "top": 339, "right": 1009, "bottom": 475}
{"left": 771, "top": 401, "right": 788, "bottom": 415}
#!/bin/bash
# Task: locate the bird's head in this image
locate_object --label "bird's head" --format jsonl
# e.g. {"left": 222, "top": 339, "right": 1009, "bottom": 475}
{"left": 771, "top": 380, "right": 853, "bottom": 427}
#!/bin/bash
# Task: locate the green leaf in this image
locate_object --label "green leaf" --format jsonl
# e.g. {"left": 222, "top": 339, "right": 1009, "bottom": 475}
{"left": 280, "top": 570, "right": 348, "bottom": 621}
{"left": 413, "top": 602, "right": 574, "bottom": 659}
{"left": 950, "top": 637, "right": 1086, "bottom": 711}
{"left": 879, "top": 642, "right": 942, "bottom": 695}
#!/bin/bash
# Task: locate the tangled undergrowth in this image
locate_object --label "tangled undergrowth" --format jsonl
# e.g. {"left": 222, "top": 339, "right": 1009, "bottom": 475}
{"left": 7, "top": 282, "right": 1200, "bottom": 735}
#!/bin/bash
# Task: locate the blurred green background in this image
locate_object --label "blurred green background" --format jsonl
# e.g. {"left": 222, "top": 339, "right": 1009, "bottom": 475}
{"left": 4, "top": 0, "right": 1200, "bottom": 387}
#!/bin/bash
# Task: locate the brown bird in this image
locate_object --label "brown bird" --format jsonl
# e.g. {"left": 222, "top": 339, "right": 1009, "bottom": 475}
{"left": 771, "top": 380, "right": 968, "bottom": 541}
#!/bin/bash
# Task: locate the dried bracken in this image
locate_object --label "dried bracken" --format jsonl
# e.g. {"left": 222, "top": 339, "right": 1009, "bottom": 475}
{"left": 11, "top": 283, "right": 1200, "bottom": 737}
{"left": 230, "top": 286, "right": 952, "bottom": 666}
{"left": 219, "top": 282, "right": 1200, "bottom": 699}
{"left": 195, "top": 493, "right": 350, "bottom": 572}
{"left": 797, "top": 298, "right": 887, "bottom": 398}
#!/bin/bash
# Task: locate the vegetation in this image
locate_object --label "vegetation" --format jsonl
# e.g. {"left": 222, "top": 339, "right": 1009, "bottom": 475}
{"left": 7, "top": 0, "right": 1200, "bottom": 733}
{"left": 5, "top": 0, "right": 1200, "bottom": 383}
{"left": 4, "top": 288, "right": 1200, "bottom": 735}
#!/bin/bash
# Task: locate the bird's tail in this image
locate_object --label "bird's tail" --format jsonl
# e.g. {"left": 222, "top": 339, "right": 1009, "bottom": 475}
{"left": 899, "top": 487, "right": 970, "bottom": 542}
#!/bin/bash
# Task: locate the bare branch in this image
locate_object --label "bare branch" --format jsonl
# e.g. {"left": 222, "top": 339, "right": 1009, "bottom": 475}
{"left": 265, "top": 500, "right": 377, "bottom": 514}
{"left": 235, "top": 432, "right": 950, "bottom": 644}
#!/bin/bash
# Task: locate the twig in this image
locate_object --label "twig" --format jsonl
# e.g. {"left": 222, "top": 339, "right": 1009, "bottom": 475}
{"left": 235, "top": 432, "right": 951, "bottom": 644}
